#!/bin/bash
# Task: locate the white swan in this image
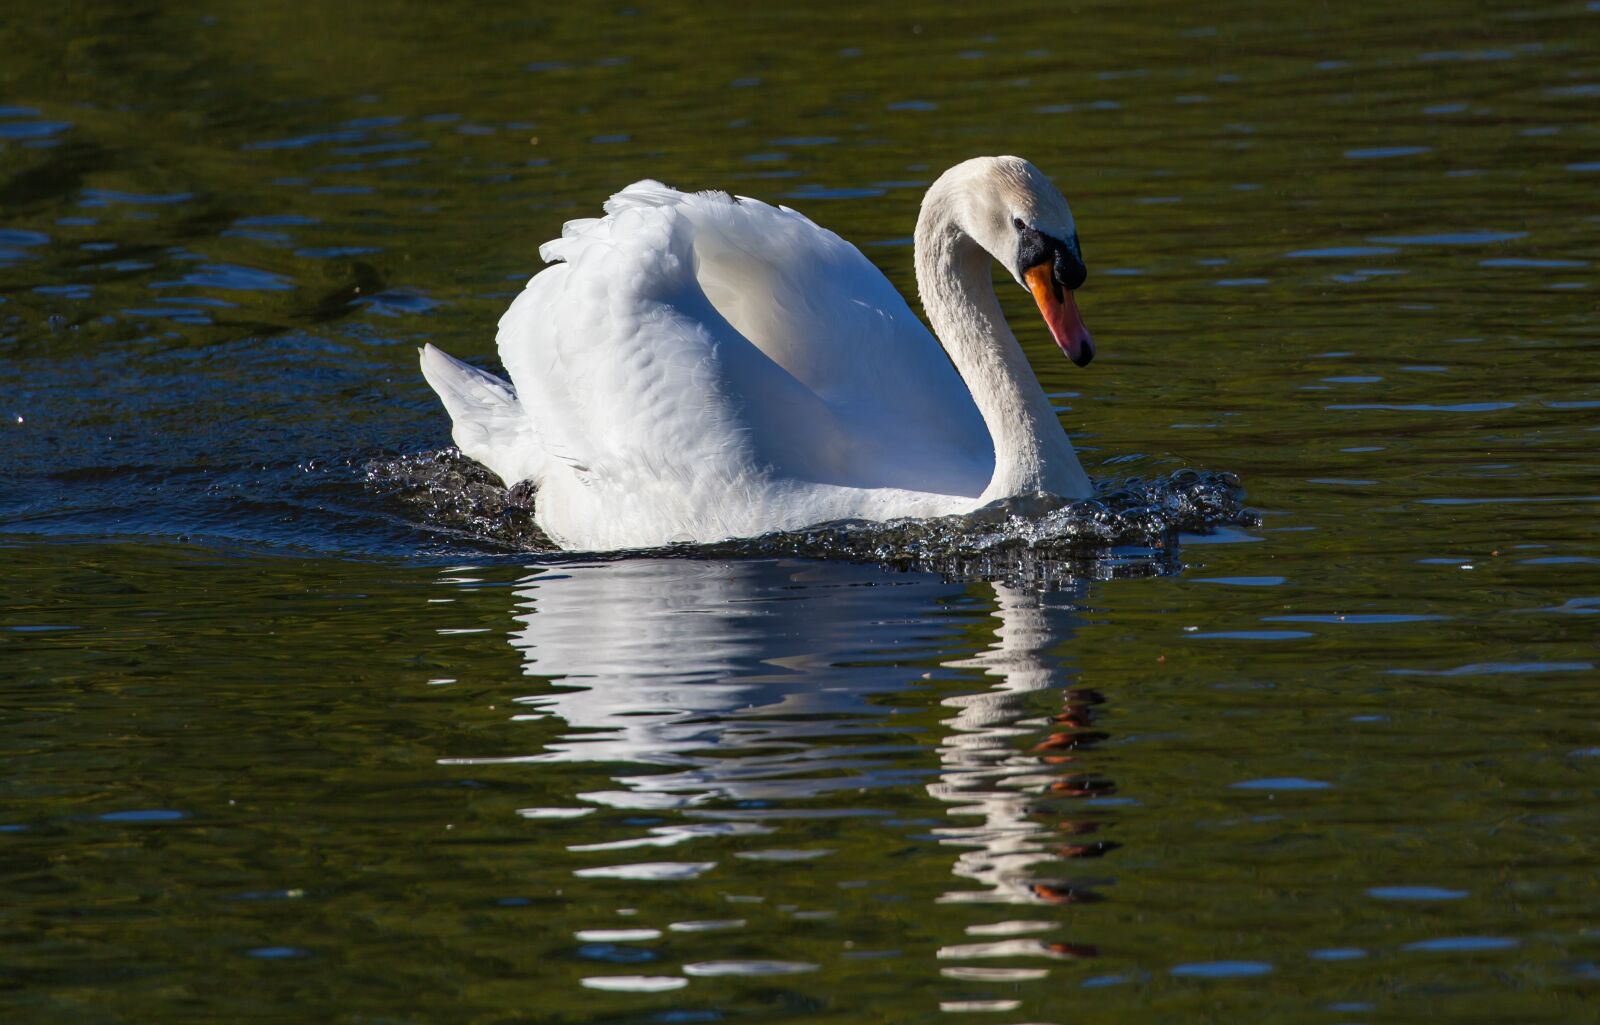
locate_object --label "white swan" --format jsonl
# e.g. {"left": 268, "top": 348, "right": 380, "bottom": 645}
{"left": 420, "top": 155, "right": 1096, "bottom": 551}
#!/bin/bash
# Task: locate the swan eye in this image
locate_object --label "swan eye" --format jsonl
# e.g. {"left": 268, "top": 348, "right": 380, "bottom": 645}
{"left": 1012, "top": 217, "right": 1026, "bottom": 231}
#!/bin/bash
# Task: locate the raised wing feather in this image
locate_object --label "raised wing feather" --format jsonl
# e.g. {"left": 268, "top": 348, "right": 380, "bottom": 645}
{"left": 504, "top": 183, "right": 991, "bottom": 498}
{"left": 418, "top": 343, "right": 541, "bottom": 484}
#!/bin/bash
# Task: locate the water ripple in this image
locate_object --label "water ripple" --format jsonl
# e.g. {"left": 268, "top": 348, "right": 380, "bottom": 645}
{"left": 367, "top": 449, "right": 1255, "bottom": 577}
{"left": 573, "top": 861, "right": 718, "bottom": 881}
{"left": 579, "top": 975, "right": 687, "bottom": 992}
{"left": 1171, "top": 960, "right": 1273, "bottom": 978}
{"left": 682, "top": 960, "right": 818, "bottom": 976}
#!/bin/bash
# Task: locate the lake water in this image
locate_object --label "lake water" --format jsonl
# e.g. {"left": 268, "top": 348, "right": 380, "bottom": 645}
{"left": 3, "top": 1, "right": 1598, "bottom": 1022}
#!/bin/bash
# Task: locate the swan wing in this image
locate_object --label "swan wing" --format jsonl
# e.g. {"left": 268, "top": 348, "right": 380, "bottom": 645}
{"left": 439, "top": 181, "right": 991, "bottom": 546}
{"left": 645, "top": 184, "right": 992, "bottom": 477}
{"left": 417, "top": 343, "right": 544, "bottom": 484}
{"left": 536, "top": 183, "right": 988, "bottom": 468}
{"left": 492, "top": 188, "right": 819, "bottom": 544}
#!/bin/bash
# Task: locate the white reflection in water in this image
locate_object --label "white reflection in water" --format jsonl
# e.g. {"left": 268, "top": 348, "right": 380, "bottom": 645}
{"left": 498, "top": 558, "right": 967, "bottom": 808}
{"left": 931, "top": 584, "right": 1107, "bottom": 914}
{"left": 477, "top": 558, "right": 1104, "bottom": 978}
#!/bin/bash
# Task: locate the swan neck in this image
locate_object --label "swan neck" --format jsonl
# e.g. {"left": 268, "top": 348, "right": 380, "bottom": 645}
{"left": 914, "top": 200, "right": 1090, "bottom": 501}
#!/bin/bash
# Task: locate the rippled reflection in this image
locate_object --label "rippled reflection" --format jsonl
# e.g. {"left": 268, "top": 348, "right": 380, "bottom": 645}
{"left": 933, "top": 584, "right": 1110, "bottom": 910}
{"left": 932, "top": 584, "right": 1109, "bottom": 986}
{"left": 493, "top": 559, "right": 960, "bottom": 810}
{"left": 462, "top": 557, "right": 1114, "bottom": 1002}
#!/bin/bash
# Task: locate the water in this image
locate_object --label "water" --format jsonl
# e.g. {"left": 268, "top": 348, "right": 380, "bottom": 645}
{"left": 3, "top": 1, "right": 1598, "bottom": 1021}
{"left": 367, "top": 448, "right": 1255, "bottom": 576}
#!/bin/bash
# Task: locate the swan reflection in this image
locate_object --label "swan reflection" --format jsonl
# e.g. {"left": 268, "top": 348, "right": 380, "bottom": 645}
{"left": 468, "top": 557, "right": 1115, "bottom": 993}
{"left": 931, "top": 583, "right": 1108, "bottom": 908}
{"left": 500, "top": 559, "right": 968, "bottom": 808}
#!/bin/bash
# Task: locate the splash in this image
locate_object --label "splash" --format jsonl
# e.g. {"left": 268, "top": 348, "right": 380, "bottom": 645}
{"left": 714, "top": 469, "right": 1256, "bottom": 583}
{"left": 365, "top": 448, "right": 1257, "bottom": 578}
{"left": 365, "top": 448, "right": 552, "bottom": 550}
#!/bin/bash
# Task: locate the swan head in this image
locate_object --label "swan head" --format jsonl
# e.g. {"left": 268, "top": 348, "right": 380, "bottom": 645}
{"left": 926, "top": 156, "right": 1094, "bottom": 367}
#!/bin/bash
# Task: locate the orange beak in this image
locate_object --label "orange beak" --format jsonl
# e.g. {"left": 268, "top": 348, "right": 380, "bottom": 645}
{"left": 1025, "top": 263, "right": 1094, "bottom": 367}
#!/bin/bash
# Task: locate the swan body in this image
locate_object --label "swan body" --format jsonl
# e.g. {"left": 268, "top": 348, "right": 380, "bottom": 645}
{"left": 421, "top": 156, "right": 1096, "bottom": 551}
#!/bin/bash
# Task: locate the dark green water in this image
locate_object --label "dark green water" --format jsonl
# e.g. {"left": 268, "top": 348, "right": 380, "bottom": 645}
{"left": 3, "top": 1, "right": 1598, "bottom": 1022}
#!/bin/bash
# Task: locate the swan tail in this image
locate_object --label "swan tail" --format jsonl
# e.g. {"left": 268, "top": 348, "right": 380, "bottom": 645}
{"left": 418, "top": 343, "right": 541, "bottom": 486}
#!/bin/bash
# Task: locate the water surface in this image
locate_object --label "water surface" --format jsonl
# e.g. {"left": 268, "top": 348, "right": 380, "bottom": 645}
{"left": 3, "top": 1, "right": 1598, "bottom": 1022}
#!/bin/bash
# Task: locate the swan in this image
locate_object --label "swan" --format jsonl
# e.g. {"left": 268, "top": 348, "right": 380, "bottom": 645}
{"left": 420, "top": 155, "right": 1096, "bottom": 551}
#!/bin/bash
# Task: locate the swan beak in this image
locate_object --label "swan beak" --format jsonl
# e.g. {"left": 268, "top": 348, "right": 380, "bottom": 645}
{"left": 1025, "top": 263, "right": 1094, "bottom": 367}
